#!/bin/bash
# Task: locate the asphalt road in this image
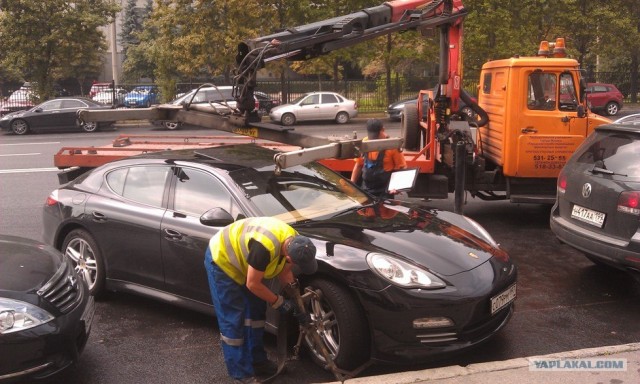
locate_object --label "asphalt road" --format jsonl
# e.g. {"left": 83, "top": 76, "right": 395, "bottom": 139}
{"left": 1, "top": 111, "right": 639, "bottom": 384}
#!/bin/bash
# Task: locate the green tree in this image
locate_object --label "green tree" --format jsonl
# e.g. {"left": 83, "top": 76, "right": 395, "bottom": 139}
{"left": 119, "top": 0, "right": 142, "bottom": 60}
{"left": 0, "top": 0, "right": 119, "bottom": 101}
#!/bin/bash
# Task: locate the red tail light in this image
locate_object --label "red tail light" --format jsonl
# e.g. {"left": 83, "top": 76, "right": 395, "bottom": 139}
{"left": 45, "top": 190, "right": 59, "bottom": 206}
{"left": 557, "top": 172, "right": 567, "bottom": 194}
{"left": 617, "top": 191, "right": 640, "bottom": 215}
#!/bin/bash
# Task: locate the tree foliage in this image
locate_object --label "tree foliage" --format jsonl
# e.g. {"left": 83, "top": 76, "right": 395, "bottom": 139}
{"left": 1, "top": 0, "right": 638, "bottom": 102}
{"left": 0, "top": 0, "right": 119, "bottom": 100}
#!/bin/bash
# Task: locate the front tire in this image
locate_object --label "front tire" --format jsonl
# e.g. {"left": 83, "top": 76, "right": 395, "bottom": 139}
{"left": 302, "top": 278, "right": 370, "bottom": 370}
{"left": 163, "top": 121, "right": 182, "bottom": 130}
{"left": 605, "top": 102, "right": 619, "bottom": 116}
{"left": 335, "top": 111, "right": 350, "bottom": 124}
{"left": 10, "top": 119, "right": 29, "bottom": 135}
{"left": 62, "top": 229, "right": 106, "bottom": 298}
{"left": 281, "top": 113, "right": 296, "bottom": 126}
{"left": 82, "top": 121, "right": 99, "bottom": 132}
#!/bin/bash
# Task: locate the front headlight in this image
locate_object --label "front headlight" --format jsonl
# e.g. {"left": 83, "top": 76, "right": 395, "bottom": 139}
{"left": 366, "top": 253, "right": 446, "bottom": 289}
{"left": 0, "top": 298, "right": 54, "bottom": 334}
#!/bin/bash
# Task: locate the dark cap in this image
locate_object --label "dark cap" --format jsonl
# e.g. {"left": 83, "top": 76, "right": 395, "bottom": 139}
{"left": 366, "top": 118, "right": 383, "bottom": 139}
{"left": 287, "top": 236, "right": 317, "bottom": 275}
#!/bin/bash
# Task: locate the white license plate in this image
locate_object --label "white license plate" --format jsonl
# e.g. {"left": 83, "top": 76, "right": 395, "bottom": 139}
{"left": 81, "top": 296, "right": 96, "bottom": 334}
{"left": 571, "top": 204, "right": 605, "bottom": 228}
{"left": 491, "top": 283, "right": 517, "bottom": 315}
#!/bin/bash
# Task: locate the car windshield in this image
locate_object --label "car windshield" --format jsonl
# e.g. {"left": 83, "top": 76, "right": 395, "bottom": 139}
{"left": 228, "top": 162, "right": 370, "bottom": 223}
{"left": 290, "top": 94, "right": 310, "bottom": 104}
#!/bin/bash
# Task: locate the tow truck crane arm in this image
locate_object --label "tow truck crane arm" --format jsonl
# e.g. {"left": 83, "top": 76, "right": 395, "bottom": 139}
{"left": 76, "top": 0, "right": 466, "bottom": 173}
{"left": 234, "top": 0, "right": 466, "bottom": 115}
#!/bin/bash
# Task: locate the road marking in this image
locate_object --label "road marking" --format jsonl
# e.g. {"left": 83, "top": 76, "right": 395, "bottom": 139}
{"left": 0, "top": 153, "right": 41, "bottom": 157}
{"left": 0, "top": 142, "right": 61, "bottom": 146}
{"left": 0, "top": 167, "right": 59, "bottom": 174}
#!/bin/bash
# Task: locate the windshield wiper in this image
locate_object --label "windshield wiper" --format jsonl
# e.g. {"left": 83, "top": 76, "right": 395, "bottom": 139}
{"left": 591, "top": 160, "right": 627, "bottom": 177}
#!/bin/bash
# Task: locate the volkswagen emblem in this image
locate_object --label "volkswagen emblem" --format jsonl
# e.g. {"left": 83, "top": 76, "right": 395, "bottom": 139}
{"left": 68, "top": 275, "right": 78, "bottom": 289}
{"left": 581, "top": 183, "right": 592, "bottom": 198}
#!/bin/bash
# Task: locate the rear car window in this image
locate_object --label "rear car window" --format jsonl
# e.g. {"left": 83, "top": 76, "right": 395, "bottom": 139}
{"left": 575, "top": 131, "right": 640, "bottom": 177}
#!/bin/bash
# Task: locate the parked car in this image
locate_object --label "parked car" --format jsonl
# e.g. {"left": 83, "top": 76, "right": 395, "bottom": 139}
{"left": 43, "top": 144, "right": 517, "bottom": 369}
{"left": 89, "top": 82, "right": 112, "bottom": 98}
{"left": 156, "top": 86, "right": 258, "bottom": 130}
{"left": 550, "top": 121, "right": 640, "bottom": 282}
{"left": 614, "top": 113, "right": 640, "bottom": 126}
{"left": 269, "top": 91, "right": 358, "bottom": 126}
{"left": 0, "top": 97, "right": 115, "bottom": 135}
{"left": 387, "top": 90, "right": 477, "bottom": 122}
{"left": 0, "top": 89, "right": 35, "bottom": 116}
{"left": 0, "top": 234, "right": 94, "bottom": 382}
{"left": 92, "top": 88, "right": 128, "bottom": 107}
{"left": 254, "top": 91, "right": 281, "bottom": 114}
{"left": 124, "top": 85, "right": 160, "bottom": 108}
{"left": 586, "top": 83, "right": 624, "bottom": 116}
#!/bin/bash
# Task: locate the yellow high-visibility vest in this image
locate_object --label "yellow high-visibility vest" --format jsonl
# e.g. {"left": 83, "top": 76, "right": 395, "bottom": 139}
{"left": 209, "top": 217, "right": 297, "bottom": 284}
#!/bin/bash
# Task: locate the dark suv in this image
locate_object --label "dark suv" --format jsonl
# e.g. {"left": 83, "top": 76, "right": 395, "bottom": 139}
{"left": 550, "top": 121, "right": 640, "bottom": 282}
{"left": 586, "top": 83, "right": 624, "bottom": 116}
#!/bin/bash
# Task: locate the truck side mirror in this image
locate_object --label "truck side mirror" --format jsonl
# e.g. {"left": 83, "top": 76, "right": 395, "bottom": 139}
{"left": 577, "top": 105, "right": 586, "bottom": 118}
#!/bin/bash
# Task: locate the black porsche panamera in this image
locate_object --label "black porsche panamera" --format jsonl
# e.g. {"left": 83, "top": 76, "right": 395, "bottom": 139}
{"left": 42, "top": 144, "right": 517, "bottom": 370}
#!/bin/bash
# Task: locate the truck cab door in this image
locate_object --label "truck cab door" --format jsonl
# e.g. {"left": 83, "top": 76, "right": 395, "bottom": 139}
{"left": 511, "top": 71, "right": 589, "bottom": 178}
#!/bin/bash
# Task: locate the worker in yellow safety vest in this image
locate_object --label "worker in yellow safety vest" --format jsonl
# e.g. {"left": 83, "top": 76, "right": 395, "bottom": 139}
{"left": 204, "top": 217, "right": 317, "bottom": 384}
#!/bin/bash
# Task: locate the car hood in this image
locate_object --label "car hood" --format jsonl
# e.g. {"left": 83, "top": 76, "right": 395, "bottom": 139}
{"left": 0, "top": 110, "right": 25, "bottom": 119}
{"left": 297, "top": 202, "right": 504, "bottom": 276}
{"left": 0, "top": 235, "right": 60, "bottom": 292}
{"left": 270, "top": 104, "right": 294, "bottom": 113}
{"left": 125, "top": 94, "right": 149, "bottom": 100}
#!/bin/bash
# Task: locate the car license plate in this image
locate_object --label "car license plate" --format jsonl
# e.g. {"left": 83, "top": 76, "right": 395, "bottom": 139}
{"left": 81, "top": 296, "right": 96, "bottom": 334}
{"left": 491, "top": 283, "right": 516, "bottom": 315}
{"left": 571, "top": 204, "right": 605, "bottom": 228}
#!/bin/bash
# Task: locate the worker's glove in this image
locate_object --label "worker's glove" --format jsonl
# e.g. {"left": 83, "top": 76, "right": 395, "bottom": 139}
{"left": 293, "top": 308, "right": 312, "bottom": 326}
{"left": 271, "top": 295, "right": 294, "bottom": 315}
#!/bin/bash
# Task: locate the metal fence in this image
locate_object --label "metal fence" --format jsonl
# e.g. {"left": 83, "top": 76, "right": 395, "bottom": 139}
{"left": 1, "top": 72, "right": 637, "bottom": 116}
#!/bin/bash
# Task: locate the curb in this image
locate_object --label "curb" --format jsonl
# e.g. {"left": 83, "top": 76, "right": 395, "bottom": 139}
{"left": 323, "top": 343, "right": 640, "bottom": 384}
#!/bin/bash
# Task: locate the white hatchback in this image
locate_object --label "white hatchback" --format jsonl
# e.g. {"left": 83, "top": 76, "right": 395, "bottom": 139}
{"left": 269, "top": 91, "right": 358, "bottom": 126}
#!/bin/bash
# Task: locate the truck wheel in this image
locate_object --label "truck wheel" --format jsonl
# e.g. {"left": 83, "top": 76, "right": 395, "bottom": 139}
{"left": 335, "top": 111, "right": 350, "bottom": 124}
{"left": 605, "top": 102, "right": 619, "bottom": 116}
{"left": 62, "top": 229, "right": 106, "bottom": 298}
{"left": 401, "top": 104, "right": 420, "bottom": 151}
{"left": 281, "top": 113, "right": 296, "bottom": 126}
{"left": 302, "top": 278, "right": 370, "bottom": 370}
{"left": 10, "top": 119, "right": 30, "bottom": 135}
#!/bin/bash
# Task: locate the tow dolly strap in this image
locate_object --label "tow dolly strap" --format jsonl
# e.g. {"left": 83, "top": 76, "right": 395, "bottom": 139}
{"left": 261, "top": 316, "right": 288, "bottom": 383}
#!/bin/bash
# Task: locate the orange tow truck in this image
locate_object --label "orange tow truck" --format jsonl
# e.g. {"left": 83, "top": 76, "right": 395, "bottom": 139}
{"left": 63, "top": 0, "right": 610, "bottom": 213}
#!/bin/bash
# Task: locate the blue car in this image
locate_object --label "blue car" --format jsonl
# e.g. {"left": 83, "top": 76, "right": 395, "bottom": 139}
{"left": 124, "top": 86, "right": 160, "bottom": 108}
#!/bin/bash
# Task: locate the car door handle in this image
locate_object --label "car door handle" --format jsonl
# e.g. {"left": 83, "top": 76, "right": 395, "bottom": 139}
{"left": 91, "top": 211, "right": 107, "bottom": 222}
{"left": 163, "top": 228, "right": 183, "bottom": 240}
{"left": 521, "top": 127, "right": 538, "bottom": 134}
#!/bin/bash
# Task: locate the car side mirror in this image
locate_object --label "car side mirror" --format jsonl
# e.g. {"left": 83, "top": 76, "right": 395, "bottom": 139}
{"left": 200, "top": 207, "right": 234, "bottom": 227}
{"left": 34, "top": 108, "right": 43, "bottom": 113}
{"left": 577, "top": 105, "right": 586, "bottom": 118}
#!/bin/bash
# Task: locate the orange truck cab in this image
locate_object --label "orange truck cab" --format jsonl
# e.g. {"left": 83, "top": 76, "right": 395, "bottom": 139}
{"left": 404, "top": 38, "right": 611, "bottom": 209}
